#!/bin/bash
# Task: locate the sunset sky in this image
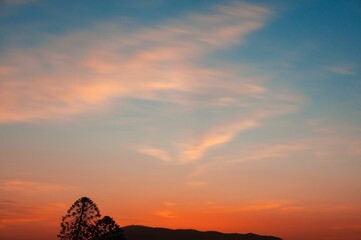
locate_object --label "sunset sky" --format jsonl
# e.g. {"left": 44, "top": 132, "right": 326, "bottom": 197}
{"left": 0, "top": 0, "right": 361, "bottom": 240}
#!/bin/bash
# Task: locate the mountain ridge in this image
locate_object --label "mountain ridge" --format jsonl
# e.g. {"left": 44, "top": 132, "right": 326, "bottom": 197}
{"left": 123, "top": 225, "right": 282, "bottom": 240}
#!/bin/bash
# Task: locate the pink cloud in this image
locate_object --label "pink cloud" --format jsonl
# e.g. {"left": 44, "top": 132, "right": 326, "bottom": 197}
{"left": 0, "top": 2, "right": 272, "bottom": 122}
{"left": 180, "top": 120, "right": 258, "bottom": 163}
{"left": 137, "top": 147, "right": 172, "bottom": 162}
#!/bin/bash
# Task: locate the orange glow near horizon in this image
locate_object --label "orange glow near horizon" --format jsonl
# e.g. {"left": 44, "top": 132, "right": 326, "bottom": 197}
{"left": 1, "top": 1, "right": 361, "bottom": 240}
{"left": 1, "top": 196, "right": 361, "bottom": 240}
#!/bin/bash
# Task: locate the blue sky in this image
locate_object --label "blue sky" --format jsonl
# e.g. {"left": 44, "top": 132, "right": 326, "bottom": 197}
{"left": 0, "top": 1, "right": 361, "bottom": 240}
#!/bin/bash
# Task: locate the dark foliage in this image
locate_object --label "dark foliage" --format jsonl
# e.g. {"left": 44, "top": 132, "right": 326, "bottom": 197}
{"left": 58, "top": 197, "right": 101, "bottom": 240}
{"left": 92, "top": 216, "right": 126, "bottom": 240}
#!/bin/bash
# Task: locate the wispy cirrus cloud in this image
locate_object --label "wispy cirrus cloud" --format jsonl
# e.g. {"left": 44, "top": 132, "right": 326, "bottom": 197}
{"left": 204, "top": 201, "right": 361, "bottom": 215}
{"left": 207, "top": 200, "right": 290, "bottom": 213}
{"left": 137, "top": 147, "right": 172, "bottom": 162}
{"left": 164, "top": 201, "right": 176, "bottom": 207}
{"left": 227, "top": 143, "right": 306, "bottom": 164}
{"left": 325, "top": 65, "right": 357, "bottom": 75}
{"left": 333, "top": 224, "right": 361, "bottom": 230}
{"left": 155, "top": 210, "right": 177, "bottom": 219}
{"left": 177, "top": 98, "right": 300, "bottom": 163}
{"left": 135, "top": 100, "right": 300, "bottom": 164}
{"left": 180, "top": 119, "right": 258, "bottom": 163}
{"left": 0, "top": 2, "right": 272, "bottom": 122}
{"left": 0, "top": 199, "right": 67, "bottom": 228}
{"left": 0, "top": 1, "right": 303, "bottom": 165}
{"left": 0, "top": 180, "right": 71, "bottom": 192}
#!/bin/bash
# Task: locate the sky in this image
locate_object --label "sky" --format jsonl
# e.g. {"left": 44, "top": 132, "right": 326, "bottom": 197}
{"left": 0, "top": 0, "right": 360, "bottom": 239}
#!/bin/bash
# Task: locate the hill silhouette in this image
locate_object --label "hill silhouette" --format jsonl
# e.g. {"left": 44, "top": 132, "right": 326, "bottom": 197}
{"left": 123, "top": 225, "right": 282, "bottom": 240}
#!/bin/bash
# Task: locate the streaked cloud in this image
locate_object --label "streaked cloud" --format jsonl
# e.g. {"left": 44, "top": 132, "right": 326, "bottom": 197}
{"left": 281, "top": 203, "right": 360, "bottom": 213}
{"left": 207, "top": 200, "right": 290, "bottom": 212}
{"left": 137, "top": 147, "right": 172, "bottom": 162}
{"left": 178, "top": 99, "right": 301, "bottom": 164}
{"left": 0, "top": 1, "right": 360, "bottom": 239}
{"left": 206, "top": 201, "right": 360, "bottom": 214}
{"left": 180, "top": 120, "right": 258, "bottom": 163}
{"left": 333, "top": 224, "right": 361, "bottom": 230}
{"left": 236, "top": 201, "right": 288, "bottom": 212}
{"left": 185, "top": 180, "right": 208, "bottom": 188}
{"left": 0, "top": 2, "right": 272, "bottom": 122}
{"left": 0, "top": 1, "right": 303, "bottom": 166}
{"left": 164, "top": 201, "right": 176, "bottom": 207}
{"left": 325, "top": 65, "right": 357, "bottom": 75}
{"left": 155, "top": 210, "right": 177, "bottom": 219}
{"left": 0, "top": 199, "right": 66, "bottom": 228}
{"left": 228, "top": 143, "right": 306, "bottom": 164}
{"left": 184, "top": 164, "right": 210, "bottom": 188}
{"left": 0, "top": 180, "right": 71, "bottom": 192}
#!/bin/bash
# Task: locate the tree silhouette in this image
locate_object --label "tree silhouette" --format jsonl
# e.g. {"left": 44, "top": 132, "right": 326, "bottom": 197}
{"left": 92, "top": 216, "right": 126, "bottom": 240}
{"left": 58, "top": 197, "right": 101, "bottom": 240}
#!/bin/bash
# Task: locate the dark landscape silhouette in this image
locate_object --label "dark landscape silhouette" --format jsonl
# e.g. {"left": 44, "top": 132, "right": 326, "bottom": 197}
{"left": 123, "top": 225, "right": 282, "bottom": 240}
{"left": 58, "top": 197, "right": 282, "bottom": 240}
{"left": 58, "top": 197, "right": 126, "bottom": 240}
